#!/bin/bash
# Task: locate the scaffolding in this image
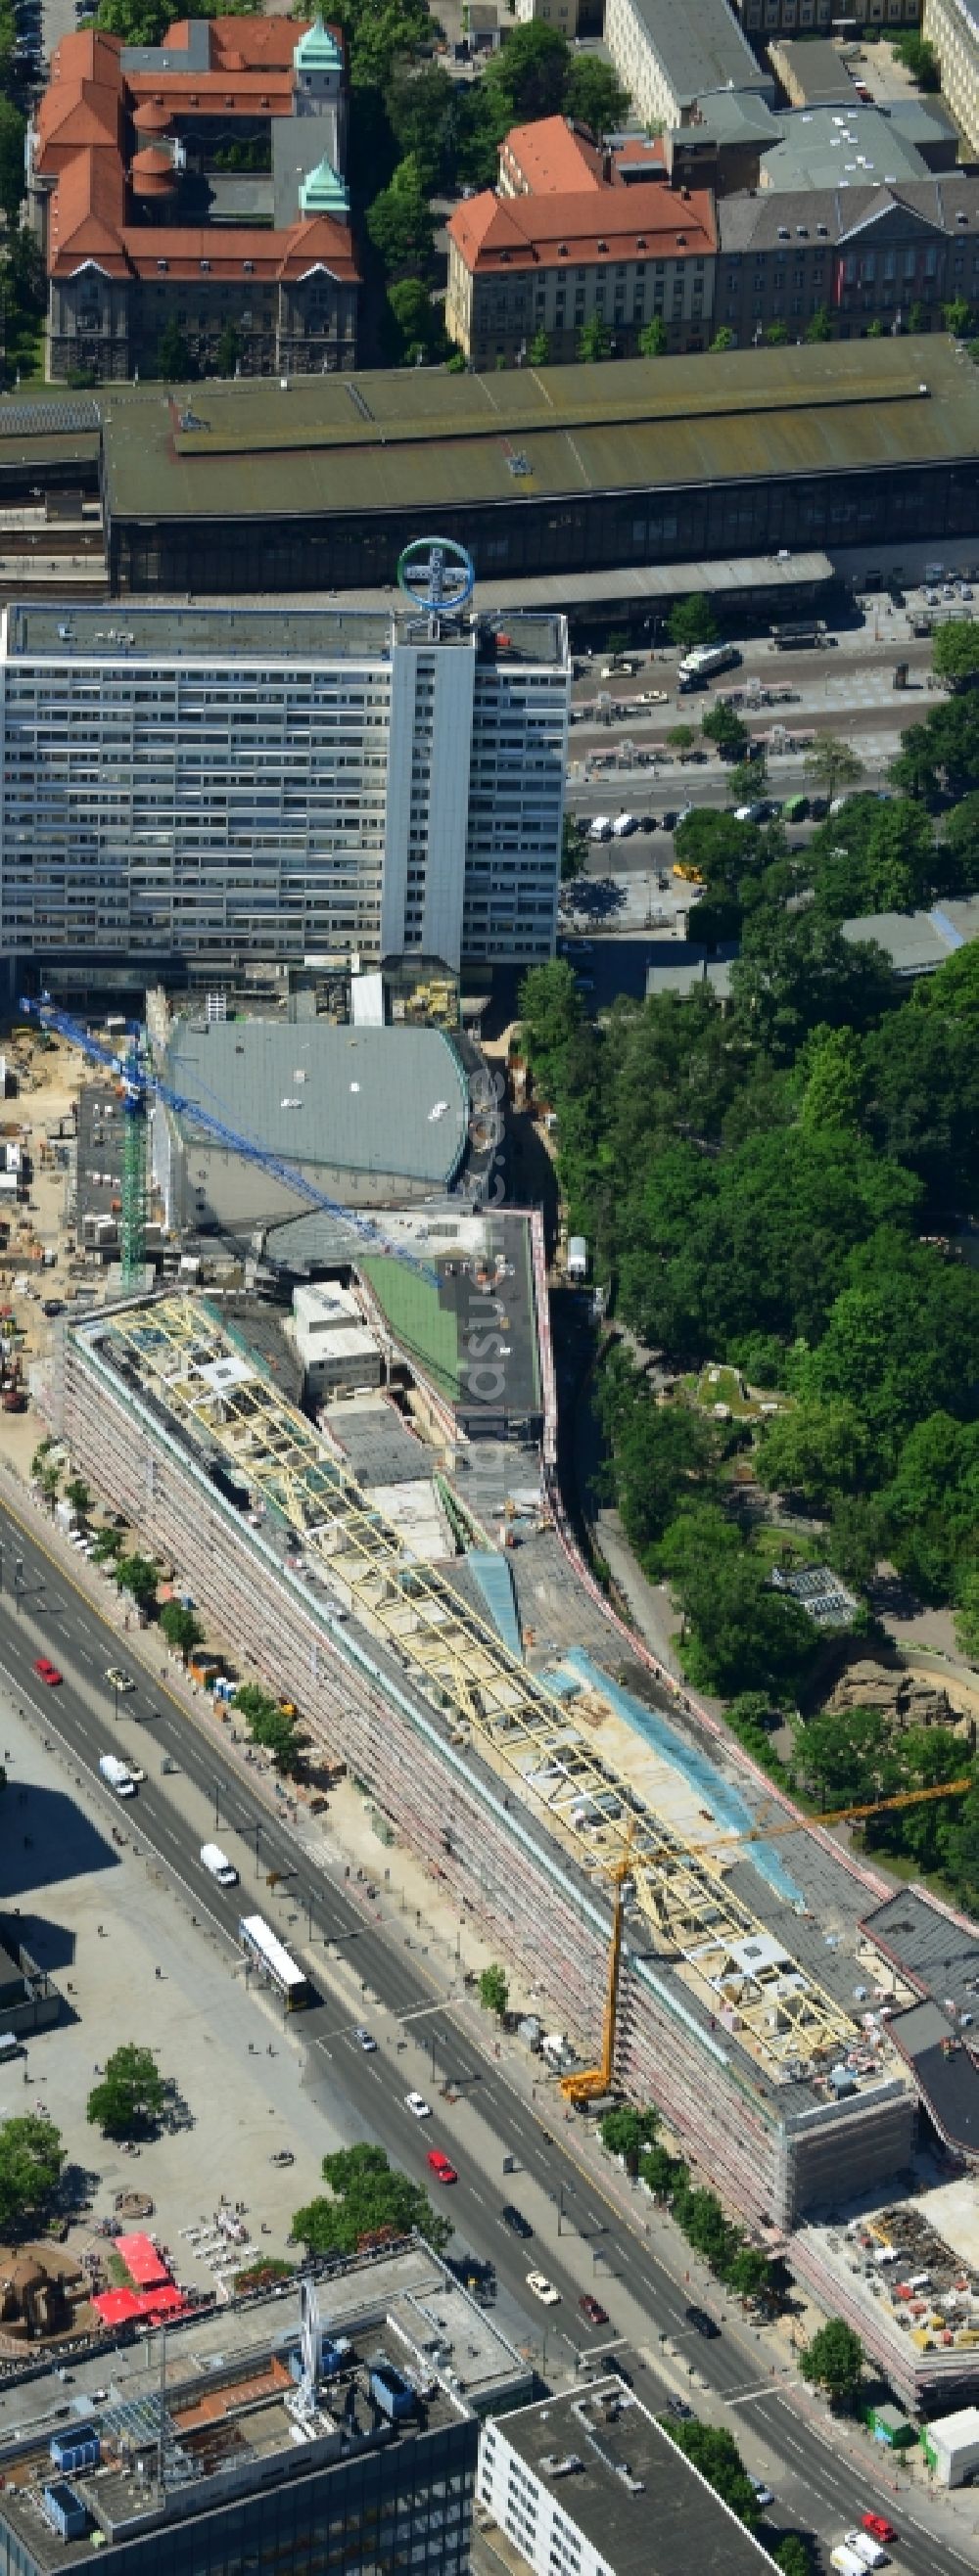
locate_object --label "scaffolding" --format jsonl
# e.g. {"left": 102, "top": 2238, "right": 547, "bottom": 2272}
{"left": 97, "top": 1295, "right": 859, "bottom": 2083}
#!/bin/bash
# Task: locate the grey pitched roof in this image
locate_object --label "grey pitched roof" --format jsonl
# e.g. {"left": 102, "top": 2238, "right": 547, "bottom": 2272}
{"left": 619, "top": 0, "right": 772, "bottom": 110}
{"left": 721, "top": 174, "right": 979, "bottom": 253}
{"left": 761, "top": 102, "right": 935, "bottom": 191}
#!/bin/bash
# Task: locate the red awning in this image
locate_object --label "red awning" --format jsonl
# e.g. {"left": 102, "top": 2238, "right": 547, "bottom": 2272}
{"left": 93, "top": 2287, "right": 142, "bottom": 2325}
{"left": 114, "top": 2232, "right": 170, "bottom": 2288}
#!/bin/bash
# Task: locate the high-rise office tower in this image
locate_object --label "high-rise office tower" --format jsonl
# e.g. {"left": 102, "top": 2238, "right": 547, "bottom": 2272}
{"left": 0, "top": 602, "right": 569, "bottom": 983}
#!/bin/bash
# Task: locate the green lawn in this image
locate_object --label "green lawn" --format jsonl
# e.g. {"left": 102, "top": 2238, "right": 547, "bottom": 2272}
{"left": 750, "top": 1523, "right": 814, "bottom": 1569}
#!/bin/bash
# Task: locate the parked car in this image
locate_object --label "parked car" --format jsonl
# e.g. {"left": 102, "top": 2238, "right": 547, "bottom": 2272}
{"left": 526, "top": 2271, "right": 560, "bottom": 2306}
{"left": 499, "top": 2204, "right": 533, "bottom": 2239}
{"left": 751, "top": 2478, "right": 775, "bottom": 2509}
{"left": 860, "top": 2518, "right": 897, "bottom": 2548}
{"left": 427, "top": 2149, "right": 458, "bottom": 2185}
{"left": 663, "top": 2396, "right": 694, "bottom": 2421}
{"left": 578, "top": 2294, "right": 609, "bottom": 2326}
{"left": 33, "top": 1656, "right": 63, "bottom": 1685}
{"left": 353, "top": 2027, "right": 377, "bottom": 2051}
{"left": 404, "top": 2091, "right": 431, "bottom": 2119}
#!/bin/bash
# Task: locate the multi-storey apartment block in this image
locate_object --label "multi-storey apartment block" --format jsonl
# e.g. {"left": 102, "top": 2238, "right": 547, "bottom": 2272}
{"left": 28, "top": 16, "right": 358, "bottom": 382}
{"left": 0, "top": 603, "right": 568, "bottom": 982}
{"left": 446, "top": 116, "right": 716, "bottom": 362}
{"left": 923, "top": 0, "right": 979, "bottom": 152}
{"left": 603, "top": 0, "right": 774, "bottom": 131}
{"left": 719, "top": 174, "right": 979, "bottom": 341}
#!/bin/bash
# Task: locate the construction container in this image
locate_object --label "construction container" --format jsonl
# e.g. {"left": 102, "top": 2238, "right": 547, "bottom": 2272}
{"left": 42, "top": 2484, "right": 88, "bottom": 2541}
{"left": 50, "top": 2431, "right": 100, "bottom": 2476}
{"left": 863, "top": 2402, "right": 914, "bottom": 2449}
{"left": 920, "top": 2406, "right": 979, "bottom": 2484}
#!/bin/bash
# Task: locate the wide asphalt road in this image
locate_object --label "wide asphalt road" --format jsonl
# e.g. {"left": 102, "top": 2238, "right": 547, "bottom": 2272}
{"left": 0, "top": 1495, "right": 970, "bottom": 2576}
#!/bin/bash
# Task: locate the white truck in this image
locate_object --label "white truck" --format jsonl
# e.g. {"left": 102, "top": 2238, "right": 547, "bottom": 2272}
{"left": 587, "top": 814, "right": 613, "bottom": 842}
{"left": 99, "top": 1753, "right": 137, "bottom": 1799}
{"left": 200, "top": 1841, "right": 239, "bottom": 1887}
{"left": 830, "top": 2549, "right": 871, "bottom": 2576}
{"left": 844, "top": 2536, "right": 888, "bottom": 2571}
{"left": 677, "top": 643, "right": 740, "bottom": 687}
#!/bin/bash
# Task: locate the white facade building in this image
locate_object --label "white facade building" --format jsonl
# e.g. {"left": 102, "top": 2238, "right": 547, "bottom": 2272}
{"left": 923, "top": 0, "right": 979, "bottom": 153}
{"left": 0, "top": 602, "right": 568, "bottom": 980}
{"left": 477, "top": 2380, "right": 777, "bottom": 2576}
{"left": 605, "top": 0, "right": 773, "bottom": 129}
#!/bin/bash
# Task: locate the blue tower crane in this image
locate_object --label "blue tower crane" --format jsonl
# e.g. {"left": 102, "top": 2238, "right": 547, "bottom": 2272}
{"left": 22, "top": 998, "right": 440, "bottom": 1291}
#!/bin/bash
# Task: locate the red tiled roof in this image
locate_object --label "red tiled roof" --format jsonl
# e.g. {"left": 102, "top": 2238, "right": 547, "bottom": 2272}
{"left": 47, "top": 140, "right": 128, "bottom": 274}
{"left": 448, "top": 182, "right": 715, "bottom": 271}
{"left": 167, "top": 16, "right": 327, "bottom": 67}
{"left": 615, "top": 135, "right": 668, "bottom": 168}
{"left": 500, "top": 115, "right": 603, "bottom": 196}
{"left": 35, "top": 14, "right": 358, "bottom": 285}
{"left": 132, "top": 96, "right": 172, "bottom": 131}
{"left": 125, "top": 69, "right": 296, "bottom": 112}
{"left": 117, "top": 216, "right": 356, "bottom": 281}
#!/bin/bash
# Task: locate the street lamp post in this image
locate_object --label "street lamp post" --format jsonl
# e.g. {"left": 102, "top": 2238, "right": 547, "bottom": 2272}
{"left": 14, "top": 1555, "right": 23, "bottom": 1612}
{"left": 213, "top": 1783, "right": 221, "bottom": 1831}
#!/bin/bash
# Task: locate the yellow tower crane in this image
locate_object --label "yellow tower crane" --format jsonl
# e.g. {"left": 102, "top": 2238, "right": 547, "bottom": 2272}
{"left": 560, "top": 1827, "right": 635, "bottom": 2107}
{"left": 559, "top": 1775, "right": 974, "bottom": 2111}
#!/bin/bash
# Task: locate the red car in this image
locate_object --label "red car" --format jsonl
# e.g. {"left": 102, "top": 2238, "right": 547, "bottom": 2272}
{"left": 33, "top": 1657, "right": 63, "bottom": 1686}
{"left": 862, "top": 2518, "right": 897, "bottom": 2548}
{"left": 427, "top": 2149, "right": 458, "bottom": 2185}
{"left": 579, "top": 2294, "right": 609, "bottom": 2327}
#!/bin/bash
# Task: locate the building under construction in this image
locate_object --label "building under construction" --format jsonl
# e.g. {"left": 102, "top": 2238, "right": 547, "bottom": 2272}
{"left": 54, "top": 1291, "right": 919, "bottom": 2251}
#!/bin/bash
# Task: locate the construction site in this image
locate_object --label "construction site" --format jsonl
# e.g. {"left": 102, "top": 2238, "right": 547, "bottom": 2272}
{"left": 53, "top": 1297, "right": 918, "bottom": 2221}
{"left": 10, "top": 991, "right": 979, "bottom": 2416}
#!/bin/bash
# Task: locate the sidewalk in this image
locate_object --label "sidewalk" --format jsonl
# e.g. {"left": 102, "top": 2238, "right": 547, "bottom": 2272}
{"left": 8, "top": 1469, "right": 978, "bottom": 2557}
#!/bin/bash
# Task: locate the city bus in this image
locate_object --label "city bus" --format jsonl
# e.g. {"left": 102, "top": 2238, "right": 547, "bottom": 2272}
{"left": 769, "top": 621, "right": 826, "bottom": 651}
{"left": 239, "top": 1913, "right": 310, "bottom": 2010}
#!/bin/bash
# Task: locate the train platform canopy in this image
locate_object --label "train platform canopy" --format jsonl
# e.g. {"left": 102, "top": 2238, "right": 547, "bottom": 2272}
{"left": 26, "top": 337, "right": 964, "bottom": 529}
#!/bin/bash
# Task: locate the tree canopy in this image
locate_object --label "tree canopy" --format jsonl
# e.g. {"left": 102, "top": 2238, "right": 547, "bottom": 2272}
{"left": 932, "top": 621, "right": 979, "bottom": 688}
{"left": 233, "top": 1684, "right": 303, "bottom": 1774}
{"left": 518, "top": 853, "right": 979, "bottom": 1876}
{"left": 0, "top": 2117, "right": 65, "bottom": 2226}
{"left": 293, "top": 2143, "right": 451, "bottom": 2259}
{"left": 798, "top": 2318, "right": 863, "bottom": 2406}
{"left": 87, "top": 2045, "right": 166, "bottom": 2139}
{"left": 660, "top": 2419, "right": 760, "bottom": 2525}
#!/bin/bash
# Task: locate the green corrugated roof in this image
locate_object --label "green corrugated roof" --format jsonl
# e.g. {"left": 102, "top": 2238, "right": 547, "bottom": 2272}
{"left": 360, "top": 1258, "right": 461, "bottom": 1402}
{"left": 94, "top": 338, "right": 979, "bottom": 527}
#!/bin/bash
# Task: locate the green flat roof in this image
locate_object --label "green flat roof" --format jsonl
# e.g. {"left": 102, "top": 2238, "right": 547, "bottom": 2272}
{"left": 92, "top": 338, "right": 979, "bottom": 526}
